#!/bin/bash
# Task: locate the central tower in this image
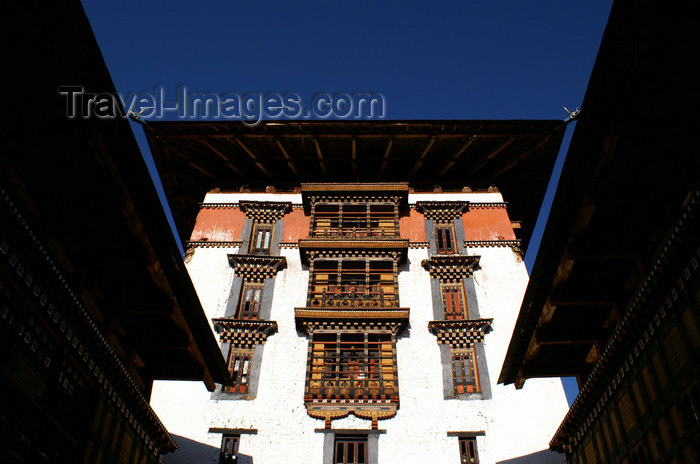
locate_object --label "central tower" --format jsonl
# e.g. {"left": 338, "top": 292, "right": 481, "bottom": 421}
{"left": 295, "top": 183, "right": 410, "bottom": 429}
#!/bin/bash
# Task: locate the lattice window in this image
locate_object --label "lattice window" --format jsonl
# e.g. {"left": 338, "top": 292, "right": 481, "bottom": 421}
{"left": 442, "top": 284, "right": 467, "bottom": 320}
{"left": 250, "top": 223, "right": 274, "bottom": 254}
{"left": 334, "top": 435, "right": 367, "bottom": 464}
{"left": 312, "top": 202, "right": 398, "bottom": 238}
{"left": 308, "top": 332, "right": 396, "bottom": 397}
{"left": 309, "top": 259, "right": 397, "bottom": 308}
{"left": 459, "top": 436, "right": 479, "bottom": 464}
{"left": 663, "top": 326, "right": 688, "bottom": 373}
{"left": 452, "top": 348, "right": 479, "bottom": 394}
{"left": 225, "top": 350, "right": 252, "bottom": 393}
{"left": 237, "top": 283, "right": 263, "bottom": 320}
{"left": 435, "top": 224, "right": 456, "bottom": 254}
{"left": 220, "top": 435, "right": 239, "bottom": 463}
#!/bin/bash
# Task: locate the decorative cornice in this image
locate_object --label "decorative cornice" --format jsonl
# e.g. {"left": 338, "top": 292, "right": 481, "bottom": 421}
{"left": 199, "top": 202, "right": 239, "bottom": 209}
{"left": 239, "top": 201, "right": 292, "bottom": 221}
{"left": 299, "top": 238, "right": 409, "bottom": 250}
{"left": 304, "top": 402, "right": 398, "bottom": 428}
{"left": 295, "top": 308, "right": 410, "bottom": 322}
{"left": 187, "top": 240, "right": 243, "bottom": 249}
{"left": 307, "top": 195, "right": 403, "bottom": 205}
{"left": 297, "top": 319, "right": 408, "bottom": 336}
{"left": 227, "top": 255, "right": 287, "bottom": 282}
{"left": 467, "top": 202, "right": 507, "bottom": 209}
{"left": 212, "top": 319, "right": 278, "bottom": 348}
{"left": 408, "top": 241, "right": 430, "bottom": 249}
{"left": 463, "top": 240, "right": 521, "bottom": 248}
{"left": 279, "top": 241, "right": 299, "bottom": 249}
{"left": 421, "top": 255, "right": 481, "bottom": 281}
{"left": 428, "top": 319, "right": 493, "bottom": 348}
{"left": 301, "top": 182, "right": 410, "bottom": 193}
{"left": 415, "top": 201, "right": 469, "bottom": 222}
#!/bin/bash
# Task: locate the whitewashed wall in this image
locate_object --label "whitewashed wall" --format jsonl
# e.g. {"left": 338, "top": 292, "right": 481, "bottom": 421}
{"left": 150, "top": 191, "right": 569, "bottom": 464}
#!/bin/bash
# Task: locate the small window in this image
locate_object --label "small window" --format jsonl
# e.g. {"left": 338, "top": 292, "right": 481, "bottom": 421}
{"left": 237, "top": 284, "right": 263, "bottom": 320}
{"left": 435, "top": 224, "right": 456, "bottom": 254}
{"left": 250, "top": 223, "right": 273, "bottom": 254}
{"left": 220, "top": 435, "right": 239, "bottom": 463}
{"left": 442, "top": 284, "right": 466, "bottom": 320}
{"left": 334, "top": 435, "right": 367, "bottom": 464}
{"left": 459, "top": 436, "right": 478, "bottom": 464}
{"left": 225, "top": 351, "right": 252, "bottom": 394}
{"left": 452, "top": 349, "right": 479, "bottom": 394}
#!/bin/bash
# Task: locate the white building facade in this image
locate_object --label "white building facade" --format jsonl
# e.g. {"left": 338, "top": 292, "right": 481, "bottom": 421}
{"left": 149, "top": 183, "right": 569, "bottom": 464}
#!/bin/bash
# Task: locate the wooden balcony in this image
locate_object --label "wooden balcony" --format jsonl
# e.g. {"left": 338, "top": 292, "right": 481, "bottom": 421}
{"left": 307, "top": 286, "right": 398, "bottom": 309}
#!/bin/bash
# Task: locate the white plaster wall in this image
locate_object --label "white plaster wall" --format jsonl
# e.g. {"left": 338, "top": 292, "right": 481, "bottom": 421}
{"left": 150, "top": 192, "right": 569, "bottom": 464}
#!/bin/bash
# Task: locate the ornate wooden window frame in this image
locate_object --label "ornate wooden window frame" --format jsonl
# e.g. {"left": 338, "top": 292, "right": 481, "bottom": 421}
{"left": 441, "top": 283, "right": 467, "bottom": 320}
{"left": 224, "top": 349, "right": 253, "bottom": 394}
{"left": 249, "top": 222, "right": 275, "bottom": 255}
{"left": 451, "top": 347, "right": 480, "bottom": 394}
{"left": 237, "top": 282, "right": 264, "bottom": 320}
{"left": 435, "top": 223, "right": 457, "bottom": 255}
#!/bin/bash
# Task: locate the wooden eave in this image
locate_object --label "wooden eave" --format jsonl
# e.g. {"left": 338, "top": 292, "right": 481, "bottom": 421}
{"left": 298, "top": 238, "right": 409, "bottom": 264}
{"left": 300, "top": 182, "right": 409, "bottom": 209}
{"left": 1, "top": 37, "right": 230, "bottom": 393}
{"left": 295, "top": 308, "right": 410, "bottom": 321}
{"left": 498, "top": 0, "right": 700, "bottom": 396}
{"left": 144, "top": 120, "right": 566, "bottom": 253}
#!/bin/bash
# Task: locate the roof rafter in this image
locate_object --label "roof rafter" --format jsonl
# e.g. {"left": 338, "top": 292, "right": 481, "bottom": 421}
{"left": 379, "top": 137, "right": 394, "bottom": 175}
{"left": 313, "top": 137, "right": 328, "bottom": 175}
{"left": 231, "top": 136, "right": 271, "bottom": 176}
{"left": 439, "top": 136, "right": 476, "bottom": 176}
{"left": 274, "top": 138, "right": 300, "bottom": 177}
{"left": 199, "top": 137, "right": 245, "bottom": 176}
{"left": 410, "top": 136, "right": 437, "bottom": 176}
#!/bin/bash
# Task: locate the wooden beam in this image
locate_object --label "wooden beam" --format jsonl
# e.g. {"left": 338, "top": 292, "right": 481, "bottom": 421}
{"left": 410, "top": 136, "right": 437, "bottom": 176}
{"left": 379, "top": 137, "right": 394, "bottom": 175}
{"left": 351, "top": 137, "right": 357, "bottom": 176}
{"left": 164, "top": 133, "right": 549, "bottom": 139}
{"left": 199, "top": 138, "right": 244, "bottom": 176}
{"left": 313, "top": 137, "right": 328, "bottom": 175}
{"left": 466, "top": 137, "right": 515, "bottom": 177}
{"left": 231, "top": 136, "right": 271, "bottom": 176}
{"left": 439, "top": 136, "right": 476, "bottom": 176}
{"left": 494, "top": 135, "right": 552, "bottom": 176}
{"left": 274, "top": 138, "right": 300, "bottom": 177}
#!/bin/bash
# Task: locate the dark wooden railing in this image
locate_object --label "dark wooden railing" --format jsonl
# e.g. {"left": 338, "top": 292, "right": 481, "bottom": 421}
{"left": 308, "top": 285, "right": 398, "bottom": 308}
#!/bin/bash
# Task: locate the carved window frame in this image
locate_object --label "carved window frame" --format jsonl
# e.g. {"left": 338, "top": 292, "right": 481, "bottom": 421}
{"left": 451, "top": 347, "right": 479, "bottom": 394}
{"left": 435, "top": 223, "right": 457, "bottom": 255}
{"left": 237, "top": 282, "right": 264, "bottom": 320}
{"left": 250, "top": 222, "right": 274, "bottom": 254}
{"left": 441, "top": 283, "right": 467, "bottom": 320}
{"left": 224, "top": 349, "right": 253, "bottom": 394}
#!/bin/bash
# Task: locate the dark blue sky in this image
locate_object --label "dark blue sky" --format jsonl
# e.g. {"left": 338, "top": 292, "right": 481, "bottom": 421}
{"left": 82, "top": 0, "right": 613, "bottom": 404}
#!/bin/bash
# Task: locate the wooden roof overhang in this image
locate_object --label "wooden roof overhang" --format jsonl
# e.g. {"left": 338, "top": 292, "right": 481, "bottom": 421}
{"left": 549, "top": 197, "right": 700, "bottom": 451}
{"left": 298, "top": 239, "right": 410, "bottom": 265}
{"left": 295, "top": 308, "right": 410, "bottom": 334}
{"left": 498, "top": 0, "right": 700, "bottom": 393}
{"left": 144, "top": 120, "right": 566, "bottom": 251}
{"left": 300, "top": 182, "right": 409, "bottom": 211}
{"left": 2, "top": 7, "right": 231, "bottom": 402}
